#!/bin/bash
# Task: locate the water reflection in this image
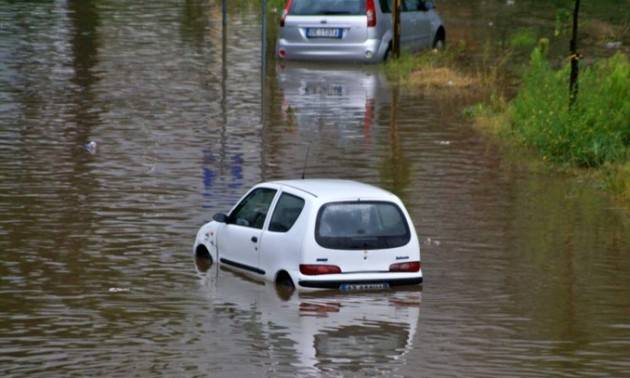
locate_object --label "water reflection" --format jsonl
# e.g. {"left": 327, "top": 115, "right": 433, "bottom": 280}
{"left": 195, "top": 258, "right": 421, "bottom": 376}
{"left": 275, "top": 63, "right": 387, "bottom": 144}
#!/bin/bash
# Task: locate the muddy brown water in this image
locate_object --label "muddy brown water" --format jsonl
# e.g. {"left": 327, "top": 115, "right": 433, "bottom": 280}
{"left": 1, "top": 0, "right": 629, "bottom": 376}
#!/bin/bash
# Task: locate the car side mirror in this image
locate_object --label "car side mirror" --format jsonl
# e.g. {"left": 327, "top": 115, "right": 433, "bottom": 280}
{"left": 213, "top": 213, "right": 229, "bottom": 223}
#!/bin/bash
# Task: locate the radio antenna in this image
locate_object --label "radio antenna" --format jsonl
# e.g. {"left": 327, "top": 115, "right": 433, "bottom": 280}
{"left": 301, "top": 143, "right": 311, "bottom": 179}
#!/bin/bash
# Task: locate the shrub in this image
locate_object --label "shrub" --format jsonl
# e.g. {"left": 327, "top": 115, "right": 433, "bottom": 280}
{"left": 509, "top": 48, "right": 629, "bottom": 167}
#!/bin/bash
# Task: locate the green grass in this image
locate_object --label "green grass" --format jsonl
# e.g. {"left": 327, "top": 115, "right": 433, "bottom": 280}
{"left": 382, "top": 46, "right": 465, "bottom": 81}
{"left": 468, "top": 47, "right": 630, "bottom": 203}
{"left": 510, "top": 48, "right": 629, "bottom": 168}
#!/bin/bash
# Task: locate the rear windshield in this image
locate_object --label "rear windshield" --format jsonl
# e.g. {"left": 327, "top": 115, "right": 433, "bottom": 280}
{"left": 290, "top": 0, "right": 366, "bottom": 16}
{"left": 315, "top": 201, "right": 411, "bottom": 250}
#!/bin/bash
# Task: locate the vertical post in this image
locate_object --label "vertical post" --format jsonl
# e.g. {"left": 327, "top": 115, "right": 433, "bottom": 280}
{"left": 221, "top": 0, "right": 228, "bottom": 174}
{"left": 222, "top": 0, "right": 227, "bottom": 28}
{"left": 261, "top": 0, "right": 267, "bottom": 118}
{"left": 221, "top": 0, "right": 227, "bottom": 119}
{"left": 392, "top": 0, "right": 401, "bottom": 59}
{"left": 569, "top": 0, "right": 580, "bottom": 108}
{"left": 261, "top": 0, "right": 267, "bottom": 180}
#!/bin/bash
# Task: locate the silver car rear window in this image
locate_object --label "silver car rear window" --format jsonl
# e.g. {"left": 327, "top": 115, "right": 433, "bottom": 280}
{"left": 315, "top": 201, "right": 411, "bottom": 250}
{"left": 290, "top": 0, "right": 366, "bottom": 16}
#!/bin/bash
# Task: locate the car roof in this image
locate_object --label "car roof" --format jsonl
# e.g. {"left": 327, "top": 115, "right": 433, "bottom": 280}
{"left": 266, "top": 179, "right": 398, "bottom": 201}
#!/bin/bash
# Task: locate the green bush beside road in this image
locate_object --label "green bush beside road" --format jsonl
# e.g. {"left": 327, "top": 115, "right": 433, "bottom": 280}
{"left": 510, "top": 48, "right": 629, "bottom": 167}
{"left": 470, "top": 48, "right": 630, "bottom": 203}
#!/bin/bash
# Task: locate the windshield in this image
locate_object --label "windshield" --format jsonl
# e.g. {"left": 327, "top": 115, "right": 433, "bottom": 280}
{"left": 290, "top": 0, "right": 366, "bottom": 16}
{"left": 315, "top": 201, "right": 411, "bottom": 250}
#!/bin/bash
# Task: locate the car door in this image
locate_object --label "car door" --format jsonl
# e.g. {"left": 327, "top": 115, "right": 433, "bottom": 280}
{"left": 400, "top": 0, "right": 416, "bottom": 50}
{"left": 259, "top": 192, "right": 307, "bottom": 278}
{"left": 402, "top": 0, "right": 432, "bottom": 50}
{"left": 415, "top": 0, "right": 433, "bottom": 48}
{"left": 217, "top": 187, "right": 277, "bottom": 275}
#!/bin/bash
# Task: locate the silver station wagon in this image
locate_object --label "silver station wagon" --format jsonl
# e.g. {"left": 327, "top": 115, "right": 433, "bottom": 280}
{"left": 277, "top": 0, "right": 446, "bottom": 63}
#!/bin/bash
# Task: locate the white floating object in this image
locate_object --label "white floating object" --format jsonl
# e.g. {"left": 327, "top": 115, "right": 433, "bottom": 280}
{"left": 83, "top": 141, "right": 97, "bottom": 153}
{"left": 506, "top": 0, "right": 515, "bottom": 6}
{"left": 606, "top": 41, "right": 622, "bottom": 49}
{"left": 108, "top": 287, "right": 130, "bottom": 293}
{"left": 437, "top": 140, "right": 451, "bottom": 145}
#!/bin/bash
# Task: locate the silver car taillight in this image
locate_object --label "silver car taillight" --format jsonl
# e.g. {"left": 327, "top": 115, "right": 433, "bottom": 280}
{"left": 366, "top": 0, "right": 376, "bottom": 27}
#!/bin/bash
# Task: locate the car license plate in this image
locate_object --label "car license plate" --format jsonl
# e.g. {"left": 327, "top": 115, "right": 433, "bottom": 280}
{"left": 306, "top": 28, "right": 342, "bottom": 39}
{"left": 339, "top": 282, "right": 390, "bottom": 291}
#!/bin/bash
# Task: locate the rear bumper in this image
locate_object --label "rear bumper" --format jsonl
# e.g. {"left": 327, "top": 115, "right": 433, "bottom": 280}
{"left": 299, "top": 276, "right": 422, "bottom": 289}
{"left": 277, "top": 38, "right": 384, "bottom": 63}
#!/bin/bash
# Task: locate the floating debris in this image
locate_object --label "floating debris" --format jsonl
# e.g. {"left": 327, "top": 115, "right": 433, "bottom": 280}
{"left": 83, "top": 141, "right": 97, "bottom": 153}
{"left": 506, "top": 0, "right": 515, "bottom": 6}
{"left": 108, "top": 287, "right": 130, "bottom": 293}
{"left": 606, "top": 41, "right": 622, "bottom": 49}
{"left": 423, "top": 237, "right": 442, "bottom": 246}
{"left": 437, "top": 140, "right": 451, "bottom": 146}
{"left": 488, "top": 21, "right": 494, "bottom": 27}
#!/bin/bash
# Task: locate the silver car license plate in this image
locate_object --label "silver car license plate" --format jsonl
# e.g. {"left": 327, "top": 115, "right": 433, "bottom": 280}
{"left": 306, "top": 28, "right": 342, "bottom": 39}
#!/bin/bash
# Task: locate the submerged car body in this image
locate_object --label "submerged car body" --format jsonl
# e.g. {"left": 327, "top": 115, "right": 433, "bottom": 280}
{"left": 193, "top": 179, "right": 422, "bottom": 291}
{"left": 276, "top": 0, "right": 446, "bottom": 63}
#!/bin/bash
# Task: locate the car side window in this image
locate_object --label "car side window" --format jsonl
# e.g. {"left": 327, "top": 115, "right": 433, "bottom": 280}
{"left": 268, "top": 193, "right": 305, "bottom": 233}
{"left": 228, "top": 188, "right": 277, "bottom": 229}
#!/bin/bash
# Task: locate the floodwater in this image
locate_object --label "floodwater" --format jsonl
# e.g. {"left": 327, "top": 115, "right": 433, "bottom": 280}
{"left": 1, "top": 0, "right": 629, "bottom": 376}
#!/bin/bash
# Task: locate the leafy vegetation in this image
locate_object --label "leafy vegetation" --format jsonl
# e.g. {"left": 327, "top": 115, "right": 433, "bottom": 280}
{"left": 469, "top": 47, "right": 630, "bottom": 202}
{"left": 510, "top": 48, "right": 629, "bottom": 167}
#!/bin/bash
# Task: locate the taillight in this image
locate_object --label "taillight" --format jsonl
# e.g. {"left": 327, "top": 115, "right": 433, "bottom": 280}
{"left": 389, "top": 261, "right": 421, "bottom": 272}
{"left": 366, "top": 0, "right": 376, "bottom": 27}
{"left": 280, "top": 0, "right": 293, "bottom": 27}
{"left": 300, "top": 264, "right": 342, "bottom": 275}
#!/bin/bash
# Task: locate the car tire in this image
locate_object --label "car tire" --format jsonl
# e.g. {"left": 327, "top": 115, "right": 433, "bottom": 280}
{"left": 276, "top": 271, "right": 295, "bottom": 289}
{"left": 383, "top": 43, "right": 392, "bottom": 62}
{"left": 195, "top": 244, "right": 212, "bottom": 261}
{"left": 432, "top": 29, "right": 446, "bottom": 50}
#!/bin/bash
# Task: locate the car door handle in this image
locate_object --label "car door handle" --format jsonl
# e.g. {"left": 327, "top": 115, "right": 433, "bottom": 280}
{"left": 251, "top": 236, "right": 258, "bottom": 243}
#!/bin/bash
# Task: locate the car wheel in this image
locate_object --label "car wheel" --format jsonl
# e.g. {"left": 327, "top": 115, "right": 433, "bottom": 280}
{"left": 276, "top": 271, "right": 295, "bottom": 289}
{"left": 433, "top": 38, "right": 445, "bottom": 50}
{"left": 433, "top": 29, "right": 446, "bottom": 50}
{"left": 195, "top": 244, "right": 212, "bottom": 261}
{"left": 383, "top": 43, "right": 392, "bottom": 62}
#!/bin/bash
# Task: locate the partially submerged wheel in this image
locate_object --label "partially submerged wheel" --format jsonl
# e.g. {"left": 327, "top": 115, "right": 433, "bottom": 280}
{"left": 275, "top": 271, "right": 295, "bottom": 289}
{"left": 433, "top": 28, "right": 446, "bottom": 50}
{"left": 195, "top": 245, "right": 212, "bottom": 263}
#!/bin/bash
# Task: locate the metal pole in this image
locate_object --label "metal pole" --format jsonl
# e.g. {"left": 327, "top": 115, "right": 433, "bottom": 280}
{"left": 221, "top": 0, "right": 227, "bottom": 175}
{"left": 392, "top": 0, "right": 401, "bottom": 59}
{"left": 222, "top": 0, "right": 227, "bottom": 28}
{"left": 261, "top": 0, "right": 267, "bottom": 103}
{"left": 569, "top": 0, "right": 580, "bottom": 108}
{"left": 261, "top": 0, "right": 267, "bottom": 180}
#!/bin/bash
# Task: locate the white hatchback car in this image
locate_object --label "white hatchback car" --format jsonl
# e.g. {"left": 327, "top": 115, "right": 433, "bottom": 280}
{"left": 193, "top": 179, "right": 422, "bottom": 291}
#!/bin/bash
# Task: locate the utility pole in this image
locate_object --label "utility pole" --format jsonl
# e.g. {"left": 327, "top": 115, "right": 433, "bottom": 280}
{"left": 392, "top": 0, "right": 401, "bottom": 59}
{"left": 261, "top": 0, "right": 267, "bottom": 102}
{"left": 569, "top": 0, "right": 580, "bottom": 107}
{"left": 261, "top": 0, "right": 267, "bottom": 78}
